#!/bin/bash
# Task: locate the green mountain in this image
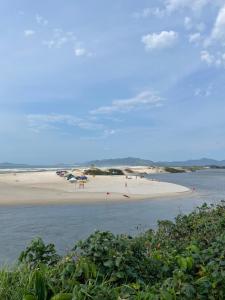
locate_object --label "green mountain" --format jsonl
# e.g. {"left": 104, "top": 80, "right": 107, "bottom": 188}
{"left": 0, "top": 162, "right": 30, "bottom": 169}
{"left": 1, "top": 157, "right": 225, "bottom": 169}
{"left": 86, "top": 157, "right": 225, "bottom": 167}
{"left": 85, "top": 157, "right": 155, "bottom": 167}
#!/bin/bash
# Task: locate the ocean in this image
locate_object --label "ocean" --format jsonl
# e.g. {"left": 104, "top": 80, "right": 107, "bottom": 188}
{"left": 0, "top": 169, "right": 224, "bottom": 264}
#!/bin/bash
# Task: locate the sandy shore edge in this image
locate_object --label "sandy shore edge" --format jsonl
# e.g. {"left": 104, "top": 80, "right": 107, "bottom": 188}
{"left": 0, "top": 171, "right": 191, "bottom": 206}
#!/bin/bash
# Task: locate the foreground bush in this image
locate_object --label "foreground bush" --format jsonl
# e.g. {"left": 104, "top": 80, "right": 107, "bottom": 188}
{"left": 1, "top": 202, "right": 225, "bottom": 299}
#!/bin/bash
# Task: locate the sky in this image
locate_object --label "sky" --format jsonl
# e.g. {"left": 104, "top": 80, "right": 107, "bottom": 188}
{"left": 1, "top": 0, "right": 225, "bottom": 164}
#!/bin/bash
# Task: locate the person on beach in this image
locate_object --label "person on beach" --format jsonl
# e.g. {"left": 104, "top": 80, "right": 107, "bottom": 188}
{"left": 79, "top": 182, "right": 85, "bottom": 189}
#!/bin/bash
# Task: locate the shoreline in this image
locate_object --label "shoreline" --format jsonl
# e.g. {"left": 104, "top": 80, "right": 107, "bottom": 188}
{"left": 0, "top": 171, "right": 190, "bottom": 206}
{"left": 0, "top": 190, "right": 193, "bottom": 207}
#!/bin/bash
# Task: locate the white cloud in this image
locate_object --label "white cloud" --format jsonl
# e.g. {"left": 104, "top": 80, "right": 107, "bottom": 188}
{"left": 90, "top": 90, "right": 163, "bottom": 115}
{"left": 142, "top": 31, "right": 178, "bottom": 50}
{"left": 81, "top": 129, "right": 117, "bottom": 140}
{"left": 196, "top": 22, "right": 206, "bottom": 32}
{"left": 133, "top": 7, "right": 165, "bottom": 19}
{"left": 74, "top": 47, "right": 93, "bottom": 57}
{"left": 211, "top": 5, "right": 225, "bottom": 44}
{"left": 189, "top": 32, "right": 202, "bottom": 44}
{"left": 184, "top": 17, "right": 206, "bottom": 33}
{"left": 200, "top": 50, "right": 215, "bottom": 65}
{"left": 165, "top": 0, "right": 210, "bottom": 12}
{"left": 36, "top": 14, "right": 48, "bottom": 26}
{"left": 42, "top": 40, "right": 55, "bottom": 48}
{"left": 200, "top": 50, "right": 225, "bottom": 67}
{"left": 54, "top": 37, "right": 68, "bottom": 48}
{"left": 103, "top": 129, "right": 116, "bottom": 136}
{"left": 194, "top": 84, "right": 212, "bottom": 97}
{"left": 43, "top": 29, "right": 76, "bottom": 49}
{"left": 75, "top": 48, "right": 86, "bottom": 56}
{"left": 43, "top": 29, "right": 93, "bottom": 56}
{"left": 24, "top": 30, "right": 35, "bottom": 37}
{"left": 194, "top": 88, "right": 201, "bottom": 96}
{"left": 27, "top": 114, "right": 103, "bottom": 133}
{"left": 184, "top": 17, "right": 192, "bottom": 30}
{"left": 135, "top": 0, "right": 219, "bottom": 20}
{"left": 26, "top": 19, "right": 92, "bottom": 58}
{"left": 27, "top": 113, "right": 117, "bottom": 141}
{"left": 74, "top": 48, "right": 86, "bottom": 56}
{"left": 135, "top": 0, "right": 222, "bottom": 22}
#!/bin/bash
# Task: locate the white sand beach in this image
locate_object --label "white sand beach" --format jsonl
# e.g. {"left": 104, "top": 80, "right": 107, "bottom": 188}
{"left": 0, "top": 170, "right": 190, "bottom": 205}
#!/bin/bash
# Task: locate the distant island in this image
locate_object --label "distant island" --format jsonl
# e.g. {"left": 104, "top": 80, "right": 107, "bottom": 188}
{"left": 0, "top": 162, "right": 31, "bottom": 169}
{"left": 85, "top": 157, "right": 225, "bottom": 168}
{"left": 85, "top": 157, "right": 154, "bottom": 167}
{"left": 0, "top": 162, "right": 77, "bottom": 169}
{"left": 1, "top": 157, "right": 225, "bottom": 169}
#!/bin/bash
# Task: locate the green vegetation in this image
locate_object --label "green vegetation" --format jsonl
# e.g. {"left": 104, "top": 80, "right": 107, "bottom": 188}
{"left": 84, "top": 168, "right": 124, "bottom": 176}
{"left": 1, "top": 202, "right": 225, "bottom": 299}
{"left": 183, "top": 166, "right": 204, "bottom": 172}
{"left": 84, "top": 168, "right": 109, "bottom": 175}
{"left": 164, "top": 167, "right": 186, "bottom": 173}
{"left": 108, "top": 169, "right": 124, "bottom": 175}
{"left": 124, "top": 168, "right": 134, "bottom": 173}
{"left": 209, "top": 165, "right": 225, "bottom": 169}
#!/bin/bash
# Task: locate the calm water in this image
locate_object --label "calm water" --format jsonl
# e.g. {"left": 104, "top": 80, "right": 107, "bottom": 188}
{"left": 1, "top": 169, "right": 225, "bottom": 264}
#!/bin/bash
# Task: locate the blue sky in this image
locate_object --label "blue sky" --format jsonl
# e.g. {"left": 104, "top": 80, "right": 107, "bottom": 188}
{"left": 1, "top": 0, "right": 225, "bottom": 164}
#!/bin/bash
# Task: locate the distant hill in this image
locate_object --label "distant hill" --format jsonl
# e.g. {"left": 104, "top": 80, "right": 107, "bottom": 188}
{"left": 156, "top": 158, "right": 225, "bottom": 167}
{"left": 0, "top": 162, "right": 78, "bottom": 169}
{"left": 86, "top": 157, "right": 225, "bottom": 167}
{"left": 85, "top": 157, "right": 155, "bottom": 167}
{"left": 0, "top": 162, "right": 31, "bottom": 169}
{"left": 1, "top": 157, "right": 225, "bottom": 169}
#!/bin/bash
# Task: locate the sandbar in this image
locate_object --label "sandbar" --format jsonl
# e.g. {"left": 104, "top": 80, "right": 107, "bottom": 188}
{"left": 0, "top": 171, "right": 190, "bottom": 205}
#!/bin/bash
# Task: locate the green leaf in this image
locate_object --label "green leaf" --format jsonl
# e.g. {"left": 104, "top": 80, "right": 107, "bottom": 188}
{"left": 23, "top": 296, "right": 37, "bottom": 300}
{"left": 51, "top": 293, "right": 73, "bottom": 300}
{"left": 103, "top": 260, "right": 113, "bottom": 267}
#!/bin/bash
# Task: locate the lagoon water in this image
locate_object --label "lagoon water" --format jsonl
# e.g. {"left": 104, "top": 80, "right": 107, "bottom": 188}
{"left": 0, "top": 169, "right": 225, "bottom": 264}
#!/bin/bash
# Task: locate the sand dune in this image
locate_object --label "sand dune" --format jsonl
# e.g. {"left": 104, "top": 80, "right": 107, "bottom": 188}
{"left": 0, "top": 171, "right": 190, "bottom": 205}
